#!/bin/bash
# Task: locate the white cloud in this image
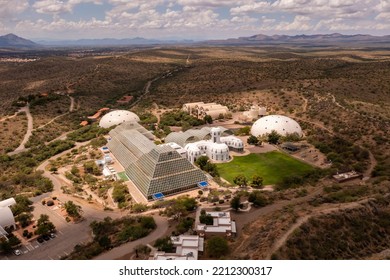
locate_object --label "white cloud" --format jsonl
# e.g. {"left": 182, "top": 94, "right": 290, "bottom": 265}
{"left": 33, "top": 0, "right": 103, "bottom": 15}
{"left": 177, "top": 0, "right": 247, "bottom": 8}
{"left": 231, "top": 16, "right": 258, "bottom": 24}
{"left": 230, "top": 1, "right": 272, "bottom": 15}
{"left": 3, "top": 0, "right": 390, "bottom": 39}
{"left": 0, "top": 0, "right": 29, "bottom": 18}
{"left": 284, "top": 15, "right": 312, "bottom": 30}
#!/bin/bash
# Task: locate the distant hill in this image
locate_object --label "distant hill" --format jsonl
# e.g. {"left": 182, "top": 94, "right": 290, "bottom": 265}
{"left": 205, "top": 33, "right": 390, "bottom": 47}
{"left": 37, "top": 37, "right": 194, "bottom": 47}
{"left": 0, "top": 33, "right": 39, "bottom": 48}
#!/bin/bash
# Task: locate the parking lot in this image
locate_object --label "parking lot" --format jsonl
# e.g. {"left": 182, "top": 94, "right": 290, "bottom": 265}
{"left": 1, "top": 230, "right": 66, "bottom": 260}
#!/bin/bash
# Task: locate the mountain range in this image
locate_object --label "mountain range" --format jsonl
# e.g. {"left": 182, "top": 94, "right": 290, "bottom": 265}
{"left": 1, "top": 33, "right": 390, "bottom": 49}
{"left": 206, "top": 33, "right": 390, "bottom": 46}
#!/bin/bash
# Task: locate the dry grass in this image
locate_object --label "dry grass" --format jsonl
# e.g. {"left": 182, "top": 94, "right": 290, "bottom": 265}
{"left": 0, "top": 112, "right": 27, "bottom": 153}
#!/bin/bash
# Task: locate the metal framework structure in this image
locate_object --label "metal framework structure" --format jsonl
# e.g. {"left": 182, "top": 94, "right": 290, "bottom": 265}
{"left": 107, "top": 122, "right": 207, "bottom": 200}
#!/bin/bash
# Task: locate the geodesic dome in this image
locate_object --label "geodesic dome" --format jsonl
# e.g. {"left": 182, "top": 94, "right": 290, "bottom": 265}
{"left": 251, "top": 115, "right": 303, "bottom": 137}
{"left": 99, "top": 110, "right": 140, "bottom": 128}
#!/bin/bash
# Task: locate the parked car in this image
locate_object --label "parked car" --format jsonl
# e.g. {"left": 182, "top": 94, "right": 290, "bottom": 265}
{"left": 37, "top": 237, "right": 44, "bottom": 243}
{"left": 50, "top": 233, "right": 56, "bottom": 238}
{"left": 13, "top": 249, "right": 21, "bottom": 256}
{"left": 43, "top": 235, "right": 50, "bottom": 241}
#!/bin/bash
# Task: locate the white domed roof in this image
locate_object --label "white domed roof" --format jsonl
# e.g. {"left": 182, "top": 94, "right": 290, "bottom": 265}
{"left": 0, "top": 207, "right": 15, "bottom": 228}
{"left": 211, "top": 143, "right": 229, "bottom": 153}
{"left": 251, "top": 115, "right": 303, "bottom": 137}
{"left": 99, "top": 110, "right": 140, "bottom": 128}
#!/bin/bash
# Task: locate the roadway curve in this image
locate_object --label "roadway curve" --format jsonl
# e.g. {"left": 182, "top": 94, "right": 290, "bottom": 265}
{"left": 8, "top": 104, "right": 33, "bottom": 156}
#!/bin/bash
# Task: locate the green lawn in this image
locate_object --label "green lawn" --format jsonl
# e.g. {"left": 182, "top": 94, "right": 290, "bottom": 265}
{"left": 117, "top": 171, "right": 129, "bottom": 181}
{"left": 217, "top": 151, "right": 314, "bottom": 185}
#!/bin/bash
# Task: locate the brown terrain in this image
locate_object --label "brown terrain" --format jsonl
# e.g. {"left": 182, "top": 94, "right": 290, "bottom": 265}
{"left": 0, "top": 46, "right": 389, "bottom": 259}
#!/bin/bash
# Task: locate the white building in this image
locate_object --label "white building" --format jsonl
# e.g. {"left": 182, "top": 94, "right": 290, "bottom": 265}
{"left": 166, "top": 127, "right": 244, "bottom": 164}
{"left": 242, "top": 105, "right": 267, "bottom": 121}
{"left": 182, "top": 102, "right": 230, "bottom": 120}
{"left": 251, "top": 115, "right": 303, "bottom": 137}
{"left": 196, "top": 211, "right": 236, "bottom": 237}
{"left": 151, "top": 235, "right": 204, "bottom": 260}
{"left": 160, "top": 142, "right": 187, "bottom": 158}
{"left": 0, "top": 198, "right": 16, "bottom": 234}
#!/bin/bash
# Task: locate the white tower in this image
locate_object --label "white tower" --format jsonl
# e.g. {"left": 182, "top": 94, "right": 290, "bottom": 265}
{"left": 210, "top": 127, "right": 222, "bottom": 144}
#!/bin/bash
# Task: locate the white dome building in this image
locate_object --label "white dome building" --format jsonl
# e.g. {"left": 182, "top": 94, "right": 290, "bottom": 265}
{"left": 251, "top": 115, "right": 303, "bottom": 137}
{"left": 0, "top": 206, "right": 15, "bottom": 230}
{"left": 184, "top": 127, "right": 241, "bottom": 163}
{"left": 99, "top": 110, "right": 140, "bottom": 128}
{"left": 166, "top": 126, "right": 244, "bottom": 164}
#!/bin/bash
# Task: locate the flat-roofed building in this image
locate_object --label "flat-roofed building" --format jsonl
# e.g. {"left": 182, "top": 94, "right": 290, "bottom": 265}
{"left": 333, "top": 171, "right": 363, "bottom": 183}
{"left": 196, "top": 211, "right": 236, "bottom": 238}
{"left": 151, "top": 235, "right": 204, "bottom": 260}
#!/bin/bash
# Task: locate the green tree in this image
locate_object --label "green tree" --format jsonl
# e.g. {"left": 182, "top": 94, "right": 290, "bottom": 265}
{"left": 247, "top": 135, "right": 259, "bottom": 145}
{"left": 71, "top": 165, "right": 80, "bottom": 177}
{"left": 0, "top": 240, "right": 13, "bottom": 254}
{"left": 112, "top": 183, "right": 129, "bottom": 204}
{"left": 195, "top": 156, "right": 209, "bottom": 170}
{"left": 230, "top": 196, "right": 242, "bottom": 211}
{"left": 49, "top": 166, "right": 58, "bottom": 173}
{"left": 176, "top": 217, "right": 194, "bottom": 234}
{"left": 204, "top": 162, "right": 219, "bottom": 177}
{"left": 131, "top": 203, "right": 148, "bottom": 213}
{"left": 36, "top": 214, "right": 55, "bottom": 236}
{"left": 165, "top": 196, "right": 197, "bottom": 219}
{"left": 83, "top": 161, "right": 101, "bottom": 176}
{"left": 11, "top": 195, "right": 33, "bottom": 216}
{"left": 139, "top": 216, "right": 156, "bottom": 230}
{"left": 16, "top": 212, "right": 33, "bottom": 228}
{"left": 97, "top": 236, "right": 111, "bottom": 250}
{"left": 199, "top": 214, "right": 214, "bottom": 225}
{"left": 64, "top": 201, "right": 82, "bottom": 219}
{"left": 206, "top": 236, "right": 229, "bottom": 258}
{"left": 233, "top": 174, "right": 247, "bottom": 186}
{"left": 267, "top": 130, "right": 281, "bottom": 144}
{"left": 248, "top": 191, "right": 269, "bottom": 207}
{"left": 203, "top": 115, "right": 213, "bottom": 124}
{"left": 181, "top": 122, "right": 191, "bottom": 132}
{"left": 250, "top": 175, "right": 263, "bottom": 189}
{"left": 154, "top": 237, "right": 174, "bottom": 252}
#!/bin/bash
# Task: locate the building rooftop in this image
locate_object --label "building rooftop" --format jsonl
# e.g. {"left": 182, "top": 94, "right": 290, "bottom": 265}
{"left": 197, "top": 211, "right": 236, "bottom": 236}
{"left": 151, "top": 235, "right": 204, "bottom": 260}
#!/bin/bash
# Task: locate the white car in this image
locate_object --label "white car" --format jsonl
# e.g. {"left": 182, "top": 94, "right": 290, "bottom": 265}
{"left": 13, "top": 249, "right": 21, "bottom": 256}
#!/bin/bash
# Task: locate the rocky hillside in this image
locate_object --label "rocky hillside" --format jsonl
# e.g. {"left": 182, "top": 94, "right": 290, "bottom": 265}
{"left": 273, "top": 198, "right": 390, "bottom": 259}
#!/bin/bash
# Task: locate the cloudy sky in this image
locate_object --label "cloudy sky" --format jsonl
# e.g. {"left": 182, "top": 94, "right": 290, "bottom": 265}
{"left": 1, "top": 0, "right": 389, "bottom": 40}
